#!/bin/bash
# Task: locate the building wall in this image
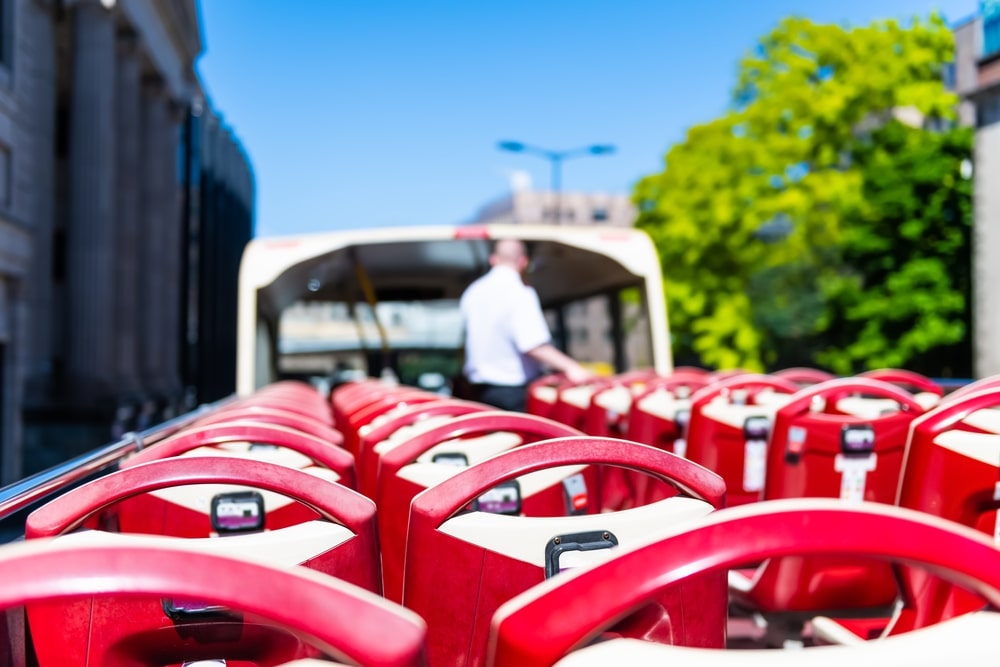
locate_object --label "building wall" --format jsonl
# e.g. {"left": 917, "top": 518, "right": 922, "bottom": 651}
{"left": 962, "top": 9, "right": 1000, "bottom": 378}
{"left": 974, "top": 92, "right": 1000, "bottom": 377}
{"left": 954, "top": 17, "right": 980, "bottom": 126}
{"left": 0, "top": 0, "right": 254, "bottom": 482}
{"left": 473, "top": 190, "right": 636, "bottom": 228}
{"left": 0, "top": 0, "right": 59, "bottom": 484}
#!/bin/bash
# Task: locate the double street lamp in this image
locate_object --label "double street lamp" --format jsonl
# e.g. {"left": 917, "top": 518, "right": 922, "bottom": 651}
{"left": 497, "top": 140, "right": 615, "bottom": 223}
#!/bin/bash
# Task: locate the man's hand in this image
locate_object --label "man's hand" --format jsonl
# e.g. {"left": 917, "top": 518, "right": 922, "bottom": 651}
{"left": 526, "top": 343, "right": 597, "bottom": 385}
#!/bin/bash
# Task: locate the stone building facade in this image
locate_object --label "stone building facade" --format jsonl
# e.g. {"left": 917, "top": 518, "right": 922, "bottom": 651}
{"left": 955, "top": 11, "right": 1000, "bottom": 379}
{"left": 0, "top": 0, "right": 253, "bottom": 483}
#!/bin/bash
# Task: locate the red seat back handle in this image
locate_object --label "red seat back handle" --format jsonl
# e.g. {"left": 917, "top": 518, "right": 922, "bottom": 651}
{"left": 859, "top": 369, "right": 943, "bottom": 396}
{"left": 122, "top": 421, "right": 356, "bottom": 487}
{"left": 776, "top": 377, "right": 925, "bottom": 417}
{"left": 378, "top": 411, "right": 583, "bottom": 474}
{"left": 26, "top": 456, "right": 374, "bottom": 538}
{"left": 690, "top": 374, "right": 800, "bottom": 409}
{"left": 410, "top": 436, "right": 726, "bottom": 533}
{"left": 910, "top": 387, "right": 1000, "bottom": 435}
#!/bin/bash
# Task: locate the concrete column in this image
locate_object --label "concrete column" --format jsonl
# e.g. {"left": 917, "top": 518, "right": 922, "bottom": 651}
{"left": 974, "top": 91, "right": 1000, "bottom": 378}
{"left": 139, "top": 76, "right": 167, "bottom": 397}
{"left": 65, "top": 0, "right": 116, "bottom": 404}
{"left": 21, "top": 0, "right": 57, "bottom": 408}
{"left": 161, "top": 101, "right": 185, "bottom": 398}
{"left": 113, "top": 28, "right": 142, "bottom": 397}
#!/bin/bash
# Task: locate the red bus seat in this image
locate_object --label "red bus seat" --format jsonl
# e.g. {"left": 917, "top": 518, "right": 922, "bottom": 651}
{"left": 887, "top": 388, "right": 1000, "bottom": 636}
{"left": 684, "top": 375, "right": 799, "bottom": 507}
{"left": 772, "top": 367, "right": 837, "bottom": 387}
{"left": 940, "top": 375, "right": 1000, "bottom": 404}
{"left": 624, "top": 372, "right": 711, "bottom": 454}
{"left": 550, "top": 380, "right": 606, "bottom": 431}
{"left": 546, "top": 614, "right": 1000, "bottom": 667}
{"left": 22, "top": 458, "right": 387, "bottom": 666}
{"left": 405, "top": 436, "right": 728, "bottom": 667}
{"left": 612, "top": 374, "right": 712, "bottom": 510}
{"left": 488, "top": 499, "right": 1000, "bottom": 667}
{"left": 809, "top": 386, "right": 1000, "bottom": 644}
{"left": 122, "top": 421, "right": 357, "bottom": 489}
{"left": 583, "top": 383, "right": 634, "bottom": 437}
{"left": 2, "top": 538, "right": 425, "bottom": 667}
{"left": 195, "top": 405, "right": 343, "bottom": 444}
{"left": 526, "top": 374, "right": 567, "bottom": 418}
{"left": 25, "top": 456, "right": 380, "bottom": 592}
{"left": 338, "top": 390, "right": 441, "bottom": 456}
{"left": 858, "top": 368, "right": 942, "bottom": 411}
{"left": 236, "top": 392, "right": 334, "bottom": 426}
{"left": 729, "top": 379, "right": 924, "bottom": 633}
{"left": 376, "top": 411, "right": 584, "bottom": 602}
{"left": 581, "top": 369, "right": 663, "bottom": 438}
{"left": 356, "top": 399, "right": 490, "bottom": 498}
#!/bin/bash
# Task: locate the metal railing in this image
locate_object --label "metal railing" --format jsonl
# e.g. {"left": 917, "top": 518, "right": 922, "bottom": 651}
{"left": 0, "top": 395, "right": 238, "bottom": 523}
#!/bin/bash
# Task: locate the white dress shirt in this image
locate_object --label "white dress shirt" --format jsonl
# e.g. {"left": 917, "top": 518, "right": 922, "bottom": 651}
{"left": 460, "top": 265, "right": 551, "bottom": 385}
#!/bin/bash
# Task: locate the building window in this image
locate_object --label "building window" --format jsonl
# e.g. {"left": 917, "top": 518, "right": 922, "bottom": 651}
{"left": 986, "top": 1, "right": 1000, "bottom": 59}
{"left": 592, "top": 208, "right": 608, "bottom": 222}
{"left": 942, "top": 62, "right": 956, "bottom": 91}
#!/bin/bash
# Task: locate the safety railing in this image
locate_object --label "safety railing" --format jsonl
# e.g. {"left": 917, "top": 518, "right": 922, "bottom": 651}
{"left": 0, "top": 395, "right": 238, "bottom": 528}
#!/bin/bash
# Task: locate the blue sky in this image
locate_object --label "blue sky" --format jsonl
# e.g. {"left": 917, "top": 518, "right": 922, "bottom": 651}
{"left": 196, "top": 0, "right": 978, "bottom": 237}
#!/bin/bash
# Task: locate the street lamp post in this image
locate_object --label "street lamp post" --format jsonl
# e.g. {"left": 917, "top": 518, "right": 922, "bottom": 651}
{"left": 497, "top": 141, "right": 615, "bottom": 224}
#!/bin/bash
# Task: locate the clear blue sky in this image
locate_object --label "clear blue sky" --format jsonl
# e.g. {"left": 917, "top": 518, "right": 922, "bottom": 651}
{"left": 196, "top": 0, "right": 978, "bottom": 237}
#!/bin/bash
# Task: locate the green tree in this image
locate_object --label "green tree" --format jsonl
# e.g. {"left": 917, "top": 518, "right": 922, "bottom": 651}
{"left": 817, "top": 121, "right": 973, "bottom": 376}
{"left": 635, "top": 14, "right": 961, "bottom": 371}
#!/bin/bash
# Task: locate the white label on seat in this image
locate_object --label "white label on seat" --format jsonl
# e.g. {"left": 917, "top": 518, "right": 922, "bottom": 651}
{"left": 562, "top": 473, "right": 589, "bottom": 513}
{"left": 743, "top": 439, "right": 767, "bottom": 491}
{"left": 673, "top": 438, "right": 687, "bottom": 459}
{"left": 834, "top": 453, "right": 878, "bottom": 503}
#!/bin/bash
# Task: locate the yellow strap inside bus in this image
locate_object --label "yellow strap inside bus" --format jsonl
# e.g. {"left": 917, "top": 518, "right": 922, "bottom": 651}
{"left": 352, "top": 254, "right": 390, "bottom": 361}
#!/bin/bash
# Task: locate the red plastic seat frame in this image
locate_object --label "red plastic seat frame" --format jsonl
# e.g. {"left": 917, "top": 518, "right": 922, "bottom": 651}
{"left": 1, "top": 540, "right": 426, "bottom": 667}
{"left": 488, "top": 499, "right": 1000, "bottom": 667}
{"left": 579, "top": 369, "right": 662, "bottom": 438}
{"left": 25, "top": 456, "right": 381, "bottom": 592}
{"left": 526, "top": 374, "right": 568, "bottom": 418}
{"left": 623, "top": 372, "right": 711, "bottom": 449}
{"left": 684, "top": 374, "right": 799, "bottom": 507}
{"left": 739, "top": 378, "right": 925, "bottom": 615}
{"left": 406, "top": 436, "right": 728, "bottom": 667}
{"left": 891, "top": 387, "right": 1000, "bottom": 634}
{"left": 772, "top": 367, "right": 837, "bottom": 386}
{"left": 341, "top": 391, "right": 442, "bottom": 456}
{"left": 611, "top": 372, "right": 712, "bottom": 509}
{"left": 122, "top": 421, "right": 357, "bottom": 489}
{"left": 195, "top": 405, "right": 343, "bottom": 444}
{"left": 235, "top": 394, "right": 334, "bottom": 425}
{"left": 858, "top": 368, "right": 943, "bottom": 397}
{"left": 356, "top": 399, "right": 490, "bottom": 498}
{"left": 377, "top": 411, "right": 584, "bottom": 602}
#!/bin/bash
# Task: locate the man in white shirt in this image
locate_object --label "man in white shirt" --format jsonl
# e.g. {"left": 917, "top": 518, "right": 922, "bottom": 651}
{"left": 459, "top": 238, "right": 593, "bottom": 411}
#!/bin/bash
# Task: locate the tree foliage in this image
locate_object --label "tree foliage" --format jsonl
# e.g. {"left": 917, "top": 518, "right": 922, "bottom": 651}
{"left": 818, "top": 121, "right": 973, "bottom": 375}
{"left": 634, "top": 14, "right": 967, "bottom": 373}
